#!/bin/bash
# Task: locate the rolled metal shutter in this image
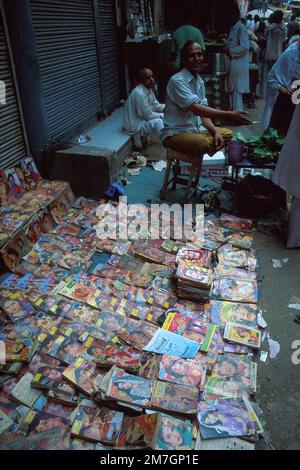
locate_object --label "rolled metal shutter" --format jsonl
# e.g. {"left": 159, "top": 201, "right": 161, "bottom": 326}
{"left": 30, "top": 0, "right": 102, "bottom": 144}
{"left": 97, "top": 0, "right": 121, "bottom": 112}
{"left": 0, "top": 8, "right": 27, "bottom": 169}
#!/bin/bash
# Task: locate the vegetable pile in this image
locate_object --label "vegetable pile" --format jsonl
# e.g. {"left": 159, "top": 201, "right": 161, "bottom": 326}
{"left": 235, "top": 128, "right": 285, "bottom": 165}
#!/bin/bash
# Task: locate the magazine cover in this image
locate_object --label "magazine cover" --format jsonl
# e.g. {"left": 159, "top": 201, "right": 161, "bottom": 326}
{"left": 209, "top": 300, "right": 258, "bottom": 327}
{"left": 119, "top": 322, "right": 158, "bottom": 351}
{"left": 0, "top": 170, "right": 10, "bottom": 205}
{"left": 227, "top": 233, "right": 253, "bottom": 250}
{"left": 212, "top": 354, "right": 253, "bottom": 386}
{"left": 4, "top": 168, "right": 24, "bottom": 199}
{"left": 98, "top": 344, "right": 141, "bottom": 372}
{"left": 224, "top": 323, "right": 261, "bottom": 349}
{"left": 210, "top": 278, "right": 258, "bottom": 304}
{"left": 158, "top": 355, "right": 206, "bottom": 390}
{"left": 19, "top": 157, "right": 42, "bottom": 190}
{"left": 71, "top": 405, "right": 124, "bottom": 444}
{"left": 116, "top": 413, "right": 159, "bottom": 449}
{"left": 203, "top": 373, "right": 251, "bottom": 400}
{"left": 62, "top": 357, "right": 105, "bottom": 396}
{"left": 214, "top": 265, "right": 257, "bottom": 282}
{"left": 143, "top": 289, "right": 177, "bottom": 310}
{"left": 143, "top": 328, "right": 200, "bottom": 359}
{"left": 162, "top": 312, "right": 216, "bottom": 352}
{"left": 197, "top": 398, "right": 259, "bottom": 439}
{"left": 18, "top": 410, "right": 69, "bottom": 437}
{"left": 220, "top": 214, "right": 253, "bottom": 232}
{"left": 176, "top": 262, "right": 213, "bottom": 288}
{"left": 138, "top": 352, "right": 160, "bottom": 379}
{"left": 46, "top": 335, "right": 88, "bottom": 365}
{"left": 176, "top": 248, "right": 212, "bottom": 268}
{"left": 3, "top": 337, "right": 37, "bottom": 363}
{"left": 151, "top": 380, "right": 200, "bottom": 415}
{"left": 153, "top": 415, "right": 193, "bottom": 451}
{"left": 0, "top": 293, "right": 37, "bottom": 323}
{"left": 106, "top": 369, "right": 152, "bottom": 407}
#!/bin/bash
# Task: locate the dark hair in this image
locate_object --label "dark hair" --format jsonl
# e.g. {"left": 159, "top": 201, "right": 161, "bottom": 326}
{"left": 180, "top": 40, "right": 201, "bottom": 64}
{"left": 247, "top": 14, "right": 253, "bottom": 20}
{"left": 270, "top": 10, "right": 284, "bottom": 24}
{"left": 254, "top": 15, "right": 260, "bottom": 23}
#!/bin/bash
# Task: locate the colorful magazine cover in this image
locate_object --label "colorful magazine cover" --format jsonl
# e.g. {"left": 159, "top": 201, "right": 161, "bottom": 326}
{"left": 224, "top": 323, "right": 261, "bottom": 349}
{"left": 220, "top": 214, "right": 253, "bottom": 233}
{"left": 203, "top": 373, "right": 251, "bottom": 400}
{"left": 106, "top": 369, "right": 152, "bottom": 407}
{"left": 151, "top": 380, "right": 200, "bottom": 415}
{"left": 0, "top": 292, "right": 37, "bottom": 323}
{"left": 4, "top": 168, "right": 24, "bottom": 199}
{"left": 153, "top": 415, "right": 193, "bottom": 450}
{"left": 212, "top": 354, "right": 252, "bottom": 384}
{"left": 176, "top": 262, "right": 213, "bottom": 289}
{"left": 46, "top": 335, "right": 89, "bottom": 365}
{"left": 213, "top": 265, "right": 257, "bottom": 282}
{"left": 210, "top": 278, "right": 258, "bottom": 304}
{"left": 116, "top": 413, "right": 159, "bottom": 449}
{"left": 62, "top": 357, "right": 105, "bottom": 396}
{"left": 197, "top": 398, "right": 262, "bottom": 439}
{"left": 162, "top": 312, "right": 216, "bottom": 352}
{"left": 17, "top": 409, "right": 69, "bottom": 437}
{"left": 3, "top": 337, "right": 37, "bottom": 363}
{"left": 138, "top": 352, "right": 160, "bottom": 379}
{"left": 118, "top": 322, "right": 158, "bottom": 351}
{"left": 218, "top": 251, "right": 257, "bottom": 271}
{"left": 209, "top": 300, "right": 258, "bottom": 327}
{"left": 176, "top": 247, "right": 212, "bottom": 268}
{"left": 71, "top": 405, "right": 124, "bottom": 445}
{"left": 158, "top": 355, "right": 206, "bottom": 389}
{"left": 19, "top": 157, "right": 42, "bottom": 190}
{"left": 98, "top": 344, "right": 142, "bottom": 372}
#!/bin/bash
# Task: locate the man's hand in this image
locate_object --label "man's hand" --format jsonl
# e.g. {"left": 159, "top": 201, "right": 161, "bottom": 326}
{"left": 214, "top": 131, "right": 224, "bottom": 150}
{"left": 227, "top": 111, "right": 252, "bottom": 126}
{"left": 279, "top": 86, "right": 294, "bottom": 96}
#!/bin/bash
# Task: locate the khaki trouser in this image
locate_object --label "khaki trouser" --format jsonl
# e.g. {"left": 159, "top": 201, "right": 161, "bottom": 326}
{"left": 163, "top": 127, "right": 233, "bottom": 156}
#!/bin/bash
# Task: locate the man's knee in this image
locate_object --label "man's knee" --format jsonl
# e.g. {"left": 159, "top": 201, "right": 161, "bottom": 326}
{"left": 218, "top": 127, "right": 234, "bottom": 140}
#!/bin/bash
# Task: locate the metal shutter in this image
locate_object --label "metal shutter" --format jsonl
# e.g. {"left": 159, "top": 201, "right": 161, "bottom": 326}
{"left": 0, "top": 7, "right": 27, "bottom": 169}
{"left": 30, "top": 0, "right": 102, "bottom": 144}
{"left": 97, "top": 0, "right": 121, "bottom": 112}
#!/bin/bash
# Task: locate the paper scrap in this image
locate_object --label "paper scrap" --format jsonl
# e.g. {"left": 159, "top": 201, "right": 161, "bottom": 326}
{"left": 272, "top": 259, "right": 282, "bottom": 268}
{"left": 152, "top": 160, "right": 167, "bottom": 172}
{"left": 257, "top": 311, "right": 268, "bottom": 329}
{"left": 288, "top": 304, "right": 300, "bottom": 310}
{"left": 260, "top": 351, "right": 268, "bottom": 363}
{"left": 127, "top": 168, "right": 141, "bottom": 176}
{"left": 267, "top": 334, "right": 280, "bottom": 359}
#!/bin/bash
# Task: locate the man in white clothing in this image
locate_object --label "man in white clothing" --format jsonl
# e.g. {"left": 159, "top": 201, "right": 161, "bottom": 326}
{"left": 123, "top": 68, "right": 165, "bottom": 148}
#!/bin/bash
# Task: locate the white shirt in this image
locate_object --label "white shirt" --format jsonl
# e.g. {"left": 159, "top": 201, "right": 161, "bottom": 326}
{"left": 123, "top": 84, "right": 165, "bottom": 134}
{"left": 161, "top": 68, "right": 208, "bottom": 140}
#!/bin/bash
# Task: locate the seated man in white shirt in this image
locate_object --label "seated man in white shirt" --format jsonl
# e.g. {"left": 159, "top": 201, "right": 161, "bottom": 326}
{"left": 162, "top": 41, "right": 251, "bottom": 157}
{"left": 123, "top": 68, "right": 165, "bottom": 148}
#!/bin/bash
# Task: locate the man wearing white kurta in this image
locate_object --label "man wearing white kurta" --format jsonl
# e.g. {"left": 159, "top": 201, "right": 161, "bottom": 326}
{"left": 273, "top": 105, "right": 300, "bottom": 248}
{"left": 123, "top": 68, "right": 165, "bottom": 147}
{"left": 227, "top": 15, "right": 250, "bottom": 112}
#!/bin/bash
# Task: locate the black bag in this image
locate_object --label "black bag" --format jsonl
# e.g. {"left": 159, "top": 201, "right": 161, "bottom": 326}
{"left": 236, "top": 174, "right": 287, "bottom": 218}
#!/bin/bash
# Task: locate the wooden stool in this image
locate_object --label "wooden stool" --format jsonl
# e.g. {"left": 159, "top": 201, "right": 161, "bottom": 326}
{"left": 160, "top": 149, "right": 203, "bottom": 203}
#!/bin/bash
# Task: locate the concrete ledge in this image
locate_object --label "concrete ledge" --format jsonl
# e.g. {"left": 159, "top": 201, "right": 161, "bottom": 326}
{"left": 49, "top": 108, "right": 132, "bottom": 199}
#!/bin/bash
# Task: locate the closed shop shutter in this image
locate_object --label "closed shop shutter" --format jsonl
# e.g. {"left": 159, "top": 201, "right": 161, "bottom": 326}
{"left": 30, "top": 0, "right": 102, "bottom": 144}
{"left": 0, "top": 7, "right": 27, "bottom": 169}
{"left": 97, "top": 0, "right": 122, "bottom": 112}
